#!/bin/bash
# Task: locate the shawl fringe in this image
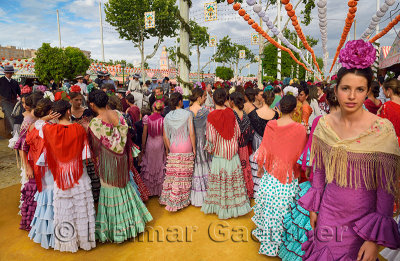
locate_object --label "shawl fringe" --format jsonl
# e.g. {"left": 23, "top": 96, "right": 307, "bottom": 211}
{"left": 310, "top": 136, "right": 400, "bottom": 197}
{"left": 89, "top": 130, "right": 129, "bottom": 188}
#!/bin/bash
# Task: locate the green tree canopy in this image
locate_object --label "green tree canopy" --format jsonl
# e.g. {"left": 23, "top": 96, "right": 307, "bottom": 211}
{"left": 216, "top": 66, "right": 234, "bottom": 81}
{"left": 63, "top": 47, "right": 91, "bottom": 80}
{"left": 35, "top": 43, "right": 90, "bottom": 84}
{"left": 105, "top": 0, "right": 179, "bottom": 79}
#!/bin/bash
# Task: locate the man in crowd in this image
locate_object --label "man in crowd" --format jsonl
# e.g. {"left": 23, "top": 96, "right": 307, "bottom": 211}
{"left": 102, "top": 72, "right": 116, "bottom": 91}
{"left": 76, "top": 75, "right": 88, "bottom": 96}
{"left": 161, "top": 77, "right": 170, "bottom": 95}
{"left": 149, "top": 76, "right": 159, "bottom": 92}
{"left": 128, "top": 73, "right": 141, "bottom": 92}
{"left": 0, "top": 65, "right": 21, "bottom": 134}
{"left": 48, "top": 79, "right": 57, "bottom": 91}
{"left": 83, "top": 74, "right": 90, "bottom": 85}
{"left": 149, "top": 86, "right": 165, "bottom": 108}
{"left": 94, "top": 71, "right": 104, "bottom": 87}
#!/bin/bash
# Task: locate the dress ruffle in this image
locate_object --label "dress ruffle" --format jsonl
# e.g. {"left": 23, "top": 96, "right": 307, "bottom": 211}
{"left": 278, "top": 181, "right": 312, "bottom": 261}
{"left": 379, "top": 216, "right": 400, "bottom": 261}
{"left": 251, "top": 172, "right": 299, "bottom": 256}
{"left": 19, "top": 178, "right": 37, "bottom": 231}
{"left": 238, "top": 146, "right": 254, "bottom": 199}
{"left": 130, "top": 167, "right": 150, "bottom": 202}
{"left": 18, "top": 167, "right": 29, "bottom": 216}
{"left": 353, "top": 212, "right": 400, "bottom": 249}
{"left": 140, "top": 135, "right": 165, "bottom": 197}
{"left": 190, "top": 136, "right": 211, "bottom": 207}
{"left": 159, "top": 153, "right": 194, "bottom": 211}
{"left": 28, "top": 189, "right": 55, "bottom": 249}
{"left": 249, "top": 133, "right": 262, "bottom": 197}
{"left": 96, "top": 182, "right": 152, "bottom": 243}
{"left": 201, "top": 154, "right": 251, "bottom": 219}
{"left": 53, "top": 173, "right": 96, "bottom": 252}
{"left": 86, "top": 159, "right": 100, "bottom": 203}
{"left": 301, "top": 230, "right": 354, "bottom": 261}
{"left": 297, "top": 186, "right": 323, "bottom": 213}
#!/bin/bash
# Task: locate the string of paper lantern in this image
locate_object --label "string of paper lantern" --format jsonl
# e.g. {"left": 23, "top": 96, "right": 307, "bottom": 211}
{"left": 245, "top": 0, "right": 317, "bottom": 75}
{"left": 369, "top": 13, "right": 400, "bottom": 43}
{"left": 280, "top": 0, "right": 323, "bottom": 75}
{"left": 329, "top": 0, "right": 359, "bottom": 73}
{"left": 229, "top": 1, "right": 313, "bottom": 74}
{"left": 317, "top": 0, "right": 328, "bottom": 73}
{"left": 360, "top": 0, "right": 396, "bottom": 40}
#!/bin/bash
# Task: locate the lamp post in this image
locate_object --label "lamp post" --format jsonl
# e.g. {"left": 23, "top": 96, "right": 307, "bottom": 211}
{"left": 260, "top": 54, "right": 265, "bottom": 87}
{"left": 121, "top": 63, "right": 126, "bottom": 88}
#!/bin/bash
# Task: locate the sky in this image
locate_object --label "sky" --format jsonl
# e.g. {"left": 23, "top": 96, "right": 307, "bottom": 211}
{"left": 0, "top": 0, "right": 399, "bottom": 77}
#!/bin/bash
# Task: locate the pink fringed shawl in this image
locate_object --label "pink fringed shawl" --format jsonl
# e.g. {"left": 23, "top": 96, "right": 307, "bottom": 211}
{"left": 256, "top": 120, "right": 307, "bottom": 184}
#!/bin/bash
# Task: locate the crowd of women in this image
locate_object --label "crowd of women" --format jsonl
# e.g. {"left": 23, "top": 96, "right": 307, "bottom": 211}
{"left": 9, "top": 40, "right": 400, "bottom": 260}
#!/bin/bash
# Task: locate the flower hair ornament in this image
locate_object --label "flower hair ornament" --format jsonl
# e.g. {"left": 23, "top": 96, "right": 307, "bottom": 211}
{"left": 174, "top": 85, "right": 183, "bottom": 95}
{"left": 70, "top": 85, "right": 82, "bottom": 93}
{"left": 152, "top": 99, "right": 165, "bottom": 110}
{"left": 54, "top": 91, "right": 70, "bottom": 102}
{"left": 264, "top": 85, "right": 273, "bottom": 92}
{"left": 338, "top": 40, "right": 376, "bottom": 69}
{"left": 283, "top": 86, "right": 299, "bottom": 97}
{"left": 21, "top": 85, "right": 32, "bottom": 95}
{"left": 36, "top": 85, "right": 46, "bottom": 93}
{"left": 44, "top": 91, "right": 55, "bottom": 102}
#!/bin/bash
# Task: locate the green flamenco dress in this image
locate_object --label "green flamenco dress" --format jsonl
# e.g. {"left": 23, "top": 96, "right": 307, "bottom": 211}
{"left": 89, "top": 112, "right": 152, "bottom": 243}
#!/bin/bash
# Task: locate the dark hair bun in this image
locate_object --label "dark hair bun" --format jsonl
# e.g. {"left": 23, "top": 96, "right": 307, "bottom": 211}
{"left": 34, "top": 98, "right": 52, "bottom": 118}
{"left": 169, "top": 92, "right": 183, "bottom": 109}
{"left": 280, "top": 95, "right": 297, "bottom": 114}
{"left": 88, "top": 90, "right": 109, "bottom": 108}
{"left": 51, "top": 100, "right": 71, "bottom": 118}
{"left": 213, "top": 88, "right": 227, "bottom": 106}
{"left": 262, "top": 90, "right": 275, "bottom": 106}
{"left": 189, "top": 88, "right": 204, "bottom": 102}
{"left": 229, "top": 92, "right": 245, "bottom": 110}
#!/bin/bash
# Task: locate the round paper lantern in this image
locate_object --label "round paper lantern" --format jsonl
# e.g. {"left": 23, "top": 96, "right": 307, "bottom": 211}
{"left": 348, "top": 1, "right": 357, "bottom": 7}
{"left": 291, "top": 15, "right": 297, "bottom": 21}
{"left": 251, "top": 23, "right": 258, "bottom": 29}
{"left": 227, "top": 0, "right": 234, "bottom": 4}
{"left": 317, "top": 0, "right": 327, "bottom": 8}
{"left": 288, "top": 10, "right": 295, "bottom": 17}
{"left": 386, "top": 0, "right": 396, "bottom": 5}
{"left": 349, "top": 7, "right": 357, "bottom": 14}
{"left": 246, "top": 0, "right": 257, "bottom": 6}
{"left": 238, "top": 9, "right": 246, "bottom": 16}
{"left": 380, "top": 4, "right": 389, "bottom": 13}
{"left": 281, "top": 0, "right": 290, "bottom": 4}
{"left": 244, "top": 14, "right": 250, "bottom": 21}
{"left": 258, "top": 11, "right": 266, "bottom": 17}
{"left": 248, "top": 19, "right": 254, "bottom": 25}
{"left": 253, "top": 4, "right": 262, "bottom": 13}
{"left": 376, "top": 10, "right": 385, "bottom": 17}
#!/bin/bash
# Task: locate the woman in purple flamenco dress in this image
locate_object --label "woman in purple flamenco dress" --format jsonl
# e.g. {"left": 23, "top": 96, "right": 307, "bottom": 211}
{"left": 299, "top": 40, "right": 400, "bottom": 261}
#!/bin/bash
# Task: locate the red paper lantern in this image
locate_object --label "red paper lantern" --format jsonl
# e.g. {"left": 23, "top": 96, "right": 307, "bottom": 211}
{"left": 233, "top": 3, "right": 241, "bottom": 11}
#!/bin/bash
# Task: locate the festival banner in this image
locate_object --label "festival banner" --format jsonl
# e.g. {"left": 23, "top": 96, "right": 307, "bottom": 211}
{"left": 144, "top": 11, "right": 155, "bottom": 29}
{"left": 239, "top": 50, "right": 246, "bottom": 59}
{"left": 209, "top": 36, "right": 217, "bottom": 47}
{"left": 251, "top": 33, "right": 259, "bottom": 45}
{"left": 204, "top": 2, "right": 217, "bottom": 22}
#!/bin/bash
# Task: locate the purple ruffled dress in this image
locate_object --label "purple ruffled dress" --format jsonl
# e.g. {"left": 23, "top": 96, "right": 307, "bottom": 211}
{"left": 140, "top": 113, "right": 166, "bottom": 196}
{"left": 14, "top": 115, "right": 37, "bottom": 231}
{"left": 298, "top": 120, "right": 400, "bottom": 260}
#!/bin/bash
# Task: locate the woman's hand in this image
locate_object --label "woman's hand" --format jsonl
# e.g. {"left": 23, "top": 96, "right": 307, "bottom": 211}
{"left": 309, "top": 211, "right": 318, "bottom": 230}
{"left": 257, "top": 167, "right": 264, "bottom": 178}
{"left": 42, "top": 111, "right": 61, "bottom": 122}
{"left": 192, "top": 148, "right": 196, "bottom": 158}
{"left": 26, "top": 165, "right": 34, "bottom": 179}
{"left": 357, "top": 241, "right": 378, "bottom": 261}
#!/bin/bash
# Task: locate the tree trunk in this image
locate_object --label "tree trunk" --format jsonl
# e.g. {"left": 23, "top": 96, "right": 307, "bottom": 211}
{"left": 179, "top": 0, "right": 190, "bottom": 97}
{"left": 197, "top": 45, "right": 200, "bottom": 82}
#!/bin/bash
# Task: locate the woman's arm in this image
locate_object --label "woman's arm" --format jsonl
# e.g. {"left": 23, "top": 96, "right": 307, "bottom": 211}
{"left": 163, "top": 128, "right": 170, "bottom": 156}
{"left": 189, "top": 115, "right": 196, "bottom": 157}
{"left": 141, "top": 124, "right": 148, "bottom": 152}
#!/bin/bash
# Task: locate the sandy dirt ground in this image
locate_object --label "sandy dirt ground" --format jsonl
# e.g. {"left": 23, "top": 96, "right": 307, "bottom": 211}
{"left": 0, "top": 138, "right": 20, "bottom": 189}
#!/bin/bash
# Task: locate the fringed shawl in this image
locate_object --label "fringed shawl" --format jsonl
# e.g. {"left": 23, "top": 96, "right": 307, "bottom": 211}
{"left": 14, "top": 115, "right": 35, "bottom": 152}
{"left": 88, "top": 113, "right": 130, "bottom": 188}
{"left": 43, "top": 123, "right": 87, "bottom": 190}
{"left": 256, "top": 120, "right": 307, "bottom": 184}
{"left": 144, "top": 112, "right": 163, "bottom": 137}
{"left": 164, "top": 109, "right": 192, "bottom": 146}
{"left": 26, "top": 124, "right": 46, "bottom": 192}
{"left": 311, "top": 117, "right": 400, "bottom": 198}
{"left": 206, "top": 108, "right": 240, "bottom": 160}
{"left": 88, "top": 129, "right": 130, "bottom": 188}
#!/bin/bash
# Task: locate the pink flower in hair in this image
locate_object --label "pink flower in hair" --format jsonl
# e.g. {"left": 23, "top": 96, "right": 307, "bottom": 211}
{"left": 339, "top": 40, "right": 376, "bottom": 69}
